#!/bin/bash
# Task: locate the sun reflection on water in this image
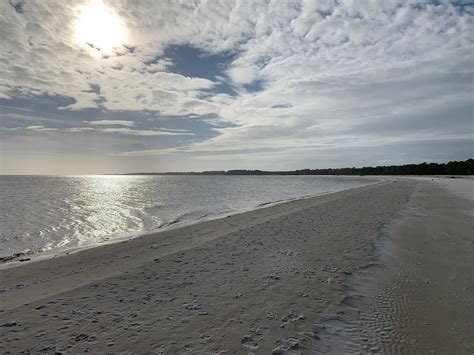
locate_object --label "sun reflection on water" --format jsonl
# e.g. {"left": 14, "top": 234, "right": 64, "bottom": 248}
{"left": 73, "top": 176, "right": 145, "bottom": 246}
{"left": 1, "top": 175, "right": 375, "bottom": 257}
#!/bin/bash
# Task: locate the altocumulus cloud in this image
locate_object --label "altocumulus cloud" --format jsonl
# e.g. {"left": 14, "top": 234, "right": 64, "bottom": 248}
{"left": 0, "top": 0, "right": 472, "bottom": 174}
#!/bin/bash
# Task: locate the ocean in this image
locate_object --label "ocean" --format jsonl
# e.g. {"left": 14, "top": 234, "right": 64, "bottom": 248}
{"left": 0, "top": 175, "right": 377, "bottom": 259}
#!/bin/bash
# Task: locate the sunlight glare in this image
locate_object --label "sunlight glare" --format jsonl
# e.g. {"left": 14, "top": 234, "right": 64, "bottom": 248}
{"left": 75, "top": 0, "right": 128, "bottom": 54}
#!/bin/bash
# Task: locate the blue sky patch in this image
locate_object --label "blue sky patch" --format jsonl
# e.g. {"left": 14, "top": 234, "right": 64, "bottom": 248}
{"left": 163, "top": 44, "right": 239, "bottom": 96}
{"left": 0, "top": 93, "right": 225, "bottom": 152}
{"left": 243, "top": 79, "right": 265, "bottom": 93}
{"left": 163, "top": 44, "right": 237, "bottom": 80}
{"left": 271, "top": 104, "right": 292, "bottom": 109}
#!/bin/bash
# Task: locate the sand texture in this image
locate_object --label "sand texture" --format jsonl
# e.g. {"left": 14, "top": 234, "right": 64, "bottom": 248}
{"left": 310, "top": 177, "right": 474, "bottom": 354}
{"left": 1, "top": 177, "right": 472, "bottom": 353}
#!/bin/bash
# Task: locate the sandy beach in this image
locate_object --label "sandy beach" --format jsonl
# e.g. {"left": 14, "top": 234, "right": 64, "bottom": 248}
{"left": 312, "top": 177, "right": 474, "bottom": 353}
{"left": 1, "top": 177, "right": 472, "bottom": 353}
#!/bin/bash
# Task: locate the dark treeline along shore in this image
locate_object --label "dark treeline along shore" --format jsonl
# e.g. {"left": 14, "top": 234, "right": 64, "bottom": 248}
{"left": 124, "top": 158, "right": 473, "bottom": 176}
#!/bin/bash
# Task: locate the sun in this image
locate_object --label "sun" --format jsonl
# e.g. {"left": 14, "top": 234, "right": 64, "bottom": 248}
{"left": 75, "top": 0, "right": 128, "bottom": 55}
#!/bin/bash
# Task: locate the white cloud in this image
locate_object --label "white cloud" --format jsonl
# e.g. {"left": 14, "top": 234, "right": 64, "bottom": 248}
{"left": 84, "top": 120, "right": 135, "bottom": 127}
{"left": 0, "top": 0, "right": 472, "bottom": 172}
{"left": 0, "top": 125, "right": 193, "bottom": 136}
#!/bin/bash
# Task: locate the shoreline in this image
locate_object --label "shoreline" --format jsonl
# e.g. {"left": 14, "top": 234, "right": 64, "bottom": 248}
{"left": 1, "top": 178, "right": 404, "bottom": 352}
{"left": 0, "top": 179, "right": 391, "bottom": 312}
{"left": 0, "top": 177, "right": 384, "bottom": 270}
{"left": 1, "top": 177, "right": 472, "bottom": 353}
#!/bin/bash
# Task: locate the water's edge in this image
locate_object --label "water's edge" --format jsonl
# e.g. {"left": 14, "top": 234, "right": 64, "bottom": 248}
{"left": 0, "top": 179, "right": 385, "bottom": 269}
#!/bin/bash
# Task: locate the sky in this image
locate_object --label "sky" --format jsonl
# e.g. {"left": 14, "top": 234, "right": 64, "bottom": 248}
{"left": 0, "top": 0, "right": 473, "bottom": 174}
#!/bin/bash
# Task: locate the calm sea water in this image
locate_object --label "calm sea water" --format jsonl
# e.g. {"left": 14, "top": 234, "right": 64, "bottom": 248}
{"left": 0, "top": 175, "right": 376, "bottom": 258}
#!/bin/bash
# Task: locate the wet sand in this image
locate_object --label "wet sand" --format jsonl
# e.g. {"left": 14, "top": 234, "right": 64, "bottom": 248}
{"left": 0, "top": 177, "right": 472, "bottom": 353}
{"left": 313, "top": 177, "right": 474, "bottom": 354}
{"left": 385, "top": 178, "right": 474, "bottom": 353}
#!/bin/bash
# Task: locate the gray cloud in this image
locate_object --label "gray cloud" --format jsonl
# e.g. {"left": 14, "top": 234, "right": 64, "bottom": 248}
{"left": 0, "top": 0, "right": 473, "bottom": 173}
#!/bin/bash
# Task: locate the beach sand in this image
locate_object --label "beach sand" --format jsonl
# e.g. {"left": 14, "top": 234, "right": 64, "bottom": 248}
{"left": 311, "top": 177, "right": 474, "bottom": 354}
{"left": 0, "top": 177, "right": 472, "bottom": 353}
{"left": 374, "top": 177, "right": 474, "bottom": 354}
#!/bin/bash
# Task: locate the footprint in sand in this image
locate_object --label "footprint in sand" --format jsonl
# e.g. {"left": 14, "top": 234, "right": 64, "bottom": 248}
{"left": 241, "top": 335, "right": 258, "bottom": 349}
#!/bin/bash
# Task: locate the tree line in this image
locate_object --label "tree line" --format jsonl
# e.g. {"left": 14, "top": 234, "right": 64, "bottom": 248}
{"left": 127, "top": 158, "right": 473, "bottom": 176}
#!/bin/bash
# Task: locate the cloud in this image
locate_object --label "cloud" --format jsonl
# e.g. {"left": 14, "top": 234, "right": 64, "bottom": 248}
{"left": 112, "top": 147, "right": 184, "bottom": 157}
{"left": 84, "top": 120, "right": 135, "bottom": 127}
{"left": 0, "top": 125, "right": 194, "bottom": 136}
{"left": 0, "top": 0, "right": 473, "bottom": 173}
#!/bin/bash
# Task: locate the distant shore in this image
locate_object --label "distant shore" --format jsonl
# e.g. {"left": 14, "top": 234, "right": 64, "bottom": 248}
{"left": 116, "top": 157, "right": 474, "bottom": 176}
{"left": 1, "top": 177, "right": 472, "bottom": 353}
